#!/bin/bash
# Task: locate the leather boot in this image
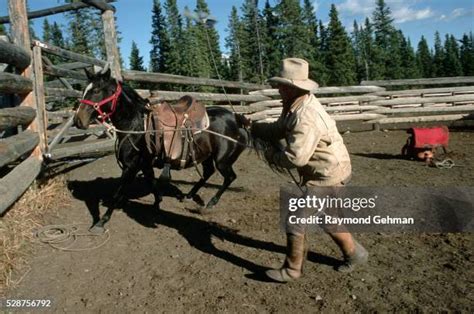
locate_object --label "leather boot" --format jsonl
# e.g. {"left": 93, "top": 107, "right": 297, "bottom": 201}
{"left": 265, "top": 233, "right": 307, "bottom": 283}
{"left": 338, "top": 240, "right": 368, "bottom": 272}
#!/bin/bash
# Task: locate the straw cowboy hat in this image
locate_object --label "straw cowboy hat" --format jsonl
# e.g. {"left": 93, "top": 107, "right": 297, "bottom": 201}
{"left": 267, "top": 58, "right": 319, "bottom": 92}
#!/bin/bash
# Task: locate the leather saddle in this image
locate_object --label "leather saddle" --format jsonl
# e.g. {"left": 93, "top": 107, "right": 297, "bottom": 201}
{"left": 146, "top": 95, "right": 209, "bottom": 168}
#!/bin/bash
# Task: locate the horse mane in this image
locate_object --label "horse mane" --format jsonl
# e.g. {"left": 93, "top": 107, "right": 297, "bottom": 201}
{"left": 121, "top": 83, "right": 148, "bottom": 110}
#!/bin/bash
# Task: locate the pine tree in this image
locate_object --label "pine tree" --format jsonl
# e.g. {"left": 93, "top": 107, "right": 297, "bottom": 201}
{"left": 443, "top": 34, "right": 462, "bottom": 76}
{"left": 386, "top": 30, "right": 403, "bottom": 79}
{"left": 67, "top": 5, "right": 93, "bottom": 56}
{"left": 460, "top": 32, "right": 474, "bottom": 76}
{"left": 352, "top": 20, "right": 365, "bottom": 82}
{"left": 43, "top": 20, "right": 66, "bottom": 64}
{"left": 372, "top": 0, "right": 401, "bottom": 79}
{"left": 129, "top": 41, "right": 145, "bottom": 88}
{"left": 180, "top": 6, "right": 200, "bottom": 79}
{"left": 42, "top": 19, "right": 52, "bottom": 43}
{"left": 432, "top": 31, "right": 445, "bottom": 77}
{"left": 149, "top": 0, "right": 169, "bottom": 73}
{"left": 399, "top": 33, "right": 419, "bottom": 78}
{"left": 239, "top": 0, "right": 265, "bottom": 83}
{"left": 262, "top": 0, "right": 281, "bottom": 77}
{"left": 275, "top": 0, "right": 307, "bottom": 58}
{"left": 50, "top": 22, "right": 66, "bottom": 48}
{"left": 189, "top": 0, "right": 223, "bottom": 84}
{"left": 302, "top": 0, "right": 326, "bottom": 85}
{"left": 225, "top": 6, "right": 244, "bottom": 81}
{"left": 326, "top": 4, "right": 356, "bottom": 85}
{"left": 0, "top": 24, "right": 6, "bottom": 36}
{"left": 164, "top": 0, "right": 183, "bottom": 74}
{"left": 129, "top": 41, "right": 145, "bottom": 71}
{"left": 416, "top": 36, "right": 432, "bottom": 78}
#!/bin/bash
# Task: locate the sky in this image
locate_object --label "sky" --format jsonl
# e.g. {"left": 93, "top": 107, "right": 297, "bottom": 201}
{"left": 0, "top": 0, "right": 473, "bottom": 69}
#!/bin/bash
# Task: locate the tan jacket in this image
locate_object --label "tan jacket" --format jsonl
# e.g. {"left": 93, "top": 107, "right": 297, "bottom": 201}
{"left": 253, "top": 94, "right": 351, "bottom": 186}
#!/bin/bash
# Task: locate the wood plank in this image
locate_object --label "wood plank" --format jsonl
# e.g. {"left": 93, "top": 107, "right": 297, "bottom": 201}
{"left": 0, "top": 72, "right": 33, "bottom": 94}
{"left": 0, "top": 107, "right": 36, "bottom": 130}
{"left": 368, "top": 94, "right": 474, "bottom": 106}
{"left": 32, "top": 46, "right": 49, "bottom": 153}
{"left": 42, "top": 56, "right": 75, "bottom": 90}
{"left": 332, "top": 113, "right": 386, "bottom": 121}
{"left": 248, "top": 100, "right": 282, "bottom": 108}
{"left": 55, "top": 61, "right": 91, "bottom": 70}
{"left": 372, "top": 86, "right": 474, "bottom": 97}
{"left": 0, "top": 156, "right": 42, "bottom": 215}
{"left": 146, "top": 90, "right": 270, "bottom": 102}
{"left": 361, "top": 76, "right": 474, "bottom": 87}
{"left": 0, "top": 39, "right": 31, "bottom": 70}
{"left": 366, "top": 114, "right": 473, "bottom": 124}
{"left": 101, "top": 9, "right": 122, "bottom": 81}
{"left": 48, "top": 139, "right": 115, "bottom": 160}
{"left": 46, "top": 115, "right": 75, "bottom": 153}
{"left": 318, "top": 95, "right": 383, "bottom": 104}
{"left": 0, "top": 1, "right": 116, "bottom": 24}
{"left": 249, "top": 85, "right": 385, "bottom": 96}
{"left": 82, "top": 0, "right": 116, "bottom": 12}
{"left": 43, "top": 64, "right": 87, "bottom": 80}
{"left": 372, "top": 105, "right": 474, "bottom": 115}
{"left": 45, "top": 78, "right": 86, "bottom": 88}
{"left": 45, "top": 88, "right": 82, "bottom": 98}
{"left": 0, "top": 130, "right": 39, "bottom": 168}
{"left": 122, "top": 70, "right": 270, "bottom": 90}
{"left": 33, "top": 40, "right": 106, "bottom": 67}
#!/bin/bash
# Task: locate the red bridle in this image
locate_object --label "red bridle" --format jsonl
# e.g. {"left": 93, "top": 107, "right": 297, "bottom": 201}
{"left": 79, "top": 82, "right": 122, "bottom": 123}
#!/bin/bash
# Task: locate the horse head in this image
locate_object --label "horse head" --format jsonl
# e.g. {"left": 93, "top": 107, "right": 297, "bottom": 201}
{"left": 74, "top": 65, "right": 121, "bottom": 129}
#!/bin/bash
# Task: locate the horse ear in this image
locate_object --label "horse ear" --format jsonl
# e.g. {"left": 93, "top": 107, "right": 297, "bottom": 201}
{"left": 84, "top": 68, "right": 95, "bottom": 80}
{"left": 102, "top": 67, "right": 111, "bottom": 80}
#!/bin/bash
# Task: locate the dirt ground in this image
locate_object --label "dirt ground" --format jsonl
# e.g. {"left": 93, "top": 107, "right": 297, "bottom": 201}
{"left": 4, "top": 130, "right": 474, "bottom": 312}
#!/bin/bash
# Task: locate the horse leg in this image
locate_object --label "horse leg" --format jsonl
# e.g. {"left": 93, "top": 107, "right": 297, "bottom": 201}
{"left": 91, "top": 165, "right": 139, "bottom": 232}
{"left": 186, "top": 158, "right": 215, "bottom": 206}
{"left": 206, "top": 162, "right": 236, "bottom": 209}
{"left": 141, "top": 164, "right": 162, "bottom": 209}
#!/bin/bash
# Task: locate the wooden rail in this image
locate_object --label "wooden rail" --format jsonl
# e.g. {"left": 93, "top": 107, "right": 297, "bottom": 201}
{"left": 0, "top": 40, "right": 31, "bottom": 70}
{"left": 361, "top": 76, "right": 474, "bottom": 87}
{"left": 0, "top": 0, "right": 116, "bottom": 24}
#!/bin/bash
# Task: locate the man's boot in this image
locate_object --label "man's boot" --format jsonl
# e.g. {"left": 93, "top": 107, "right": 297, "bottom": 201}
{"left": 265, "top": 233, "right": 307, "bottom": 283}
{"left": 338, "top": 240, "right": 368, "bottom": 272}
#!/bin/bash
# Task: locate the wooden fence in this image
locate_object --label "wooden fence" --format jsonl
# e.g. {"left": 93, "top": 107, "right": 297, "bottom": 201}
{"left": 1, "top": 0, "right": 474, "bottom": 215}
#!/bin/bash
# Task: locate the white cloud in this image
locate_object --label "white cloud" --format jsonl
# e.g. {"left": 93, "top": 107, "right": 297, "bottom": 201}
{"left": 337, "top": 0, "right": 434, "bottom": 24}
{"left": 393, "top": 7, "right": 434, "bottom": 23}
{"left": 438, "top": 7, "right": 474, "bottom": 21}
{"left": 312, "top": 0, "right": 320, "bottom": 13}
{"left": 337, "top": 0, "right": 374, "bottom": 16}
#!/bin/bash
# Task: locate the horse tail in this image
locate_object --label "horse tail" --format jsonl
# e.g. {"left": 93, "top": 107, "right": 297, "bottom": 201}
{"left": 233, "top": 113, "right": 253, "bottom": 148}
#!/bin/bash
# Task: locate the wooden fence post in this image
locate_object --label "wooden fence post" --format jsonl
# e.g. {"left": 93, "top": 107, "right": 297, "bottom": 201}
{"left": 32, "top": 45, "right": 49, "bottom": 153}
{"left": 8, "top": 0, "right": 42, "bottom": 159}
{"left": 101, "top": 9, "right": 122, "bottom": 81}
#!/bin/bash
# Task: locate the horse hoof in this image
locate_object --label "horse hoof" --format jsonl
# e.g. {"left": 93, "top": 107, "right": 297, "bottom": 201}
{"left": 192, "top": 195, "right": 205, "bottom": 207}
{"left": 89, "top": 225, "right": 106, "bottom": 234}
{"left": 206, "top": 197, "right": 218, "bottom": 208}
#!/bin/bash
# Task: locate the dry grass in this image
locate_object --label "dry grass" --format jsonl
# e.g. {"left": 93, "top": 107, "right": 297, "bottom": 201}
{"left": 0, "top": 176, "right": 69, "bottom": 296}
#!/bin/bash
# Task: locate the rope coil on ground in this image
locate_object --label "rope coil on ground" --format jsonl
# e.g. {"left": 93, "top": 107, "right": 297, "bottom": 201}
{"left": 430, "top": 158, "right": 456, "bottom": 169}
{"left": 34, "top": 224, "right": 110, "bottom": 251}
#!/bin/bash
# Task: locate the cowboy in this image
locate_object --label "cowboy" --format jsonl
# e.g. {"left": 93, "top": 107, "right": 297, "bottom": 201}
{"left": 251, "top": 58, "right": 368, "bottom": 283}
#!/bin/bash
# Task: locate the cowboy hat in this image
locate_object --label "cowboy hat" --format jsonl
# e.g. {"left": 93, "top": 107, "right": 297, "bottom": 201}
{"left": 267, "top": 58, "right": 319, "bottom": 92}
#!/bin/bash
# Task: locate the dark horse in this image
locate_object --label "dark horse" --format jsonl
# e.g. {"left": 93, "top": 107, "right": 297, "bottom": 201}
{"left": 73, "top": 68, "right": 249, "bottom": 231}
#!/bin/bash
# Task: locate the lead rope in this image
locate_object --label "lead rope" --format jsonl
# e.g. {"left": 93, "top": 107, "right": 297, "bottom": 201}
{"left": 202, "top": 20, "right": 238, "bottom": 114}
